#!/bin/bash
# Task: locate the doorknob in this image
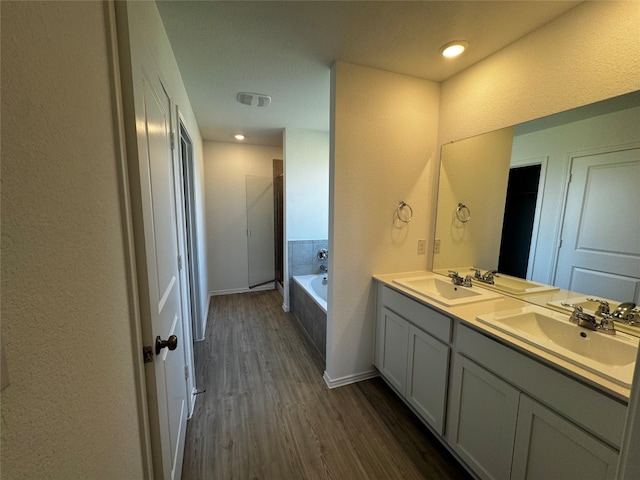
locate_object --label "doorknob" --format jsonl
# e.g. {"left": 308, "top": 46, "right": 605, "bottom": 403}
{"left": 155, "top": 335, "right": 178, "bottom": 355}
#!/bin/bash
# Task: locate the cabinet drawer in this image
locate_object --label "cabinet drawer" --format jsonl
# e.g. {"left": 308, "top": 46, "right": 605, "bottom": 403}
{"left": 380, "top": 285, "right": 452, "bottom": 342}
{"left": 456, "top": 324, "right": 626, "bottom": 449}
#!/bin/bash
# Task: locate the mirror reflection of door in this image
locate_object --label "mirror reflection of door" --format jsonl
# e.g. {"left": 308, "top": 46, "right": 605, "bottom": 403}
{"left": 498, "top": 164, "right": 542, "bottom": 278}
{"left": 554, "top": 147, "right": 640, "bottom": 303}
{"left": 246, "top": 175, "right": 275, "bottom": 288}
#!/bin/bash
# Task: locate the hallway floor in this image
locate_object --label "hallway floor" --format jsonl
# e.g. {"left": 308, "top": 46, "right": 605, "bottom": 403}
{"left": 181, "top": 290, "right": 471, "bottom": 479}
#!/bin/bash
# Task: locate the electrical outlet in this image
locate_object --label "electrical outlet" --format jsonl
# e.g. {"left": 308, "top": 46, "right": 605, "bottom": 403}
{"left": 434, "top": 238, "right": 441, "bottom": 254}
{"left": 417, "top": 239, "right": 426, "bottom": 255}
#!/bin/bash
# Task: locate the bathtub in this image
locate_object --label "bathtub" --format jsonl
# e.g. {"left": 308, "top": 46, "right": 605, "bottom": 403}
{"left": 291, "top": 274, "right": 327, "bottom": 358}
{"left": 293, "top": 274, "right": 327, "bottom": 313}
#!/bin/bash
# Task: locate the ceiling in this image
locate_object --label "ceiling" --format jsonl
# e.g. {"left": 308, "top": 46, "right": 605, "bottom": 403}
{"left": 156, "top": 1, "right": 581, "bottom": 147}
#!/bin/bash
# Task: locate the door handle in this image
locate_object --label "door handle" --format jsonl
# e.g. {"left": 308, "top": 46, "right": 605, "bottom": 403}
{"left": 155, "top": 335, "right": 178, "bottom": 355}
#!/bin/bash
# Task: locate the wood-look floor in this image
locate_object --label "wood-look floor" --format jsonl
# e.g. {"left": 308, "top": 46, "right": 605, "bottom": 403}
{"left": 181, "top": 290, "right": 472, "bottom": 479}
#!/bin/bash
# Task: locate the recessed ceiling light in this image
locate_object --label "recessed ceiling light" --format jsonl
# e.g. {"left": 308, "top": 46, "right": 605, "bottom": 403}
{"left": 234, "top": 134, "right": 245, "bottom": 141}
{"left": 441, "top": 41, "right": 468, "bottom": 58}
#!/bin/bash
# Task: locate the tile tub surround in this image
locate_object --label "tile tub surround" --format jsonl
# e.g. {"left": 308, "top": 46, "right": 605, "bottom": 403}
{"left": 288, "top": 240, "right": 328, "bottom": 277}
{"left": 291, "top": 279, "right": 327, "bottom": 358}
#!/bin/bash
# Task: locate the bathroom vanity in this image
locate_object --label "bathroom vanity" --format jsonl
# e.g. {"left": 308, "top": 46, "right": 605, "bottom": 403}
{"left": 373, "top": 272, "right": 635, "bottom": 480}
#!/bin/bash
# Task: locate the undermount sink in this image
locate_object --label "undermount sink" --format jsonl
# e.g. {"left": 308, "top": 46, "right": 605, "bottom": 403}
{"left": 476, "top": 274, "right": 559, "bottom": 296}
{"left": 477, "top": 305, "right": 639, "bottom": 387}
{"left": 393, "top": 275, "right": 502, "bottom": 306}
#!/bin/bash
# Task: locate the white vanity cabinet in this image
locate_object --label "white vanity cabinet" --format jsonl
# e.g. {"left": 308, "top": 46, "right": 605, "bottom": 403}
{"left": 375, "top": 285, "right": 451, "bottom": 434}
{"left": 449, "top": 324, "right": 624, "bottom": 480}
{"left": 374, "top": 279, "right": 627, "bottom": 480}
{"left": 447, "top": 354, "right": 520, "bottom": 480}
{"left": 511, "top": 395, "right": 618, "bottom": 480}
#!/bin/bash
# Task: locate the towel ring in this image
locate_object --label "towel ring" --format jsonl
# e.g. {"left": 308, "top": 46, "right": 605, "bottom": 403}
{"left": 456, "top": 203, "right": 471, "bottom": 223}
{"left": 397, "top": 201, "right": 413, "bottom": 223}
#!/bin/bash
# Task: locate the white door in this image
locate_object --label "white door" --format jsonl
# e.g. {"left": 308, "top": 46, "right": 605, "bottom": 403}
{"left": 555, "top": 147, "right": 640, "bottom": 303}
{"left": 137, "top": 70, "right": 188, "bottom": 479}
{"left": 246, "top": 175, "right": 275, "bottom": 288}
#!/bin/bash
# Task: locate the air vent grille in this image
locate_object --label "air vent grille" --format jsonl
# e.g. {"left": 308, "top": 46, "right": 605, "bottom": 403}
{"left": 236, "top": 92, "right": 271, "bottom": 107}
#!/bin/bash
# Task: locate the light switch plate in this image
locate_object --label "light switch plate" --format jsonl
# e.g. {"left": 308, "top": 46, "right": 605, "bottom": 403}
{"left": 417, "top": 239, "right": 426, "bottom": 255}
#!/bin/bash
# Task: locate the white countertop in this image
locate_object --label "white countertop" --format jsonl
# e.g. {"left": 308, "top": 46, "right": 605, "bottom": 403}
{"left": 373, "top": 270, "right": 634, "bottom": 401}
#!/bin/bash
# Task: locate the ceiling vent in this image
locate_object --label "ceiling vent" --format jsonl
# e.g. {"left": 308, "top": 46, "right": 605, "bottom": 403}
{"left": 236, "top": 92, "right": 271, "bottom": 107}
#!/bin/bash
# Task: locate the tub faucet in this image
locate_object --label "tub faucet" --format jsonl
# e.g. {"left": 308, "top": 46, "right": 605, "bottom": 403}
{"left": 319, "top": 264, "right": 328, "bottom": 273}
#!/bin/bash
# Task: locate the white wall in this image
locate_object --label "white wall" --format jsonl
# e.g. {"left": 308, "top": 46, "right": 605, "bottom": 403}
{"left": 328, "top": 61, "right": 440, "bottom": 385}
{"left": 124, "top": 0, "right": 208, "bottom": 337}
{"left": 282, "top": 128, "right": 330, "bottom": 308}
{"left": 204, "top": 141, "right": 283, "bottom": 294}
{"left": 284, "top": 128, "right": 330, "bottom": 241}
{"left": 1, "top": 2, "right": 145, "bottom": 477}
{"left": 434, "top": 127, "right": 514, "bottom": 271}
{"left": 438, "top": 2, "right": 640, "bottom": 144}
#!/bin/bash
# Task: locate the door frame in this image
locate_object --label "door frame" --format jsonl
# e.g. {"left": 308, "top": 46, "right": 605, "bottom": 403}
{"left": 177, "top": 116, "right": 204, "bottom": 342}
{"left": 110, "top": 1, "right": 193, "bottom": 477}
{"left": 508, "top": 156, "right": 548, "bottom": 280}
{"left": 174, "top": 108, "right": 198, "bottom": 414}
{"left": 106, "top": 3, "right": 153, "bottom": 477}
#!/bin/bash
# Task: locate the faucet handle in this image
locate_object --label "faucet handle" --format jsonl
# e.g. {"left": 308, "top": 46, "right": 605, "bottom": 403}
{"left": 587, "top": 298, "right": 610, "bottom": 316}
{"left": 598, "top": 313, "right": 617, "bottom": 334}
{"left": 561, "top": 302, "right": 583, "bottom": 312}
{"left": 470, "top": 268, "right": 482, "bottom": 279}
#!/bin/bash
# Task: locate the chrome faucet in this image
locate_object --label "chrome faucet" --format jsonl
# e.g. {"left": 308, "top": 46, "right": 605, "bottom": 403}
{"left": 562, "top": 303, "right": 616, "bottom": 335}
{"left": 610, "top": 302, "right": 639, "bottom": 325}
{"left": 449, "top": 270, "right": 472, "bottom": 287}
{"left": 587, "top": 298, "right": 610, "bottom": 316}
{"left": 319, "top": 264, "right": 328, "bottom": 273}
{"left": 471, "top": 268, "right": 497, "bottom": 285}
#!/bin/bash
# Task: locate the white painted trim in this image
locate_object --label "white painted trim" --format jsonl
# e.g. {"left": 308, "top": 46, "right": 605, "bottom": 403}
{"left": 281, "top": 303, "right": 290, "bottom": 313}
{"left": 106, "top": 2, "right": 153, "bottom": 477}
{"left": 199, "top": 293, "right": 212, "bottom": 342}
{"left": 188, "top": 387, "right": 197, "bottom": 420}
{"left": 323, "top": 369, "right": 379, "bottom": 389}
{"left": 210, "top": 283, "right": 275, "bottom": 296}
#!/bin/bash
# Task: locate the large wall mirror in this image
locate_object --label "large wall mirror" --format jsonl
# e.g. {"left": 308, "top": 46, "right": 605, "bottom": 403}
{"left": 434, "top": 90, "right": 640, "bottom": 335}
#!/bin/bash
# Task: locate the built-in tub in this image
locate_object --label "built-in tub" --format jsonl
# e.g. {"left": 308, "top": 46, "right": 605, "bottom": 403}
{"left": 291, "top": 274, "right": 327, "bottom": 358}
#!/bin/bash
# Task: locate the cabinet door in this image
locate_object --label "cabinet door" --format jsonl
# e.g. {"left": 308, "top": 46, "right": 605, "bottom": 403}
{"left": 448, "top": 355, "right": 520, "bottom": 480}
{"left": 379, "top": 308, "right": 410, "bottom": 394}
{"left": 511, "top": 395, "right": 619, "bottom": 480}
{"left": 406, "top": 325, "right": 450, "bottom": 434}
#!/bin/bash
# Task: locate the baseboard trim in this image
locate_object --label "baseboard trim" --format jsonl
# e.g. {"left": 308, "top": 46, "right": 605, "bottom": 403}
{"left": 195, "top": 294, "right": 211, "bottom": 342}
{"left": 188, "top": 387, "right": 198, "bottom": 419}
{"left": 210, "top": 283, "right": 275, "bottom": 297}
{"left": 323, "top": 369, "right": 379, "bottom": 389}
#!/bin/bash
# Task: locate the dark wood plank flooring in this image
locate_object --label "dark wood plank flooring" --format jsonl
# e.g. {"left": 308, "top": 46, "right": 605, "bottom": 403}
{"left": 181, "top": 290, "right": 472, "bottom": 479}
